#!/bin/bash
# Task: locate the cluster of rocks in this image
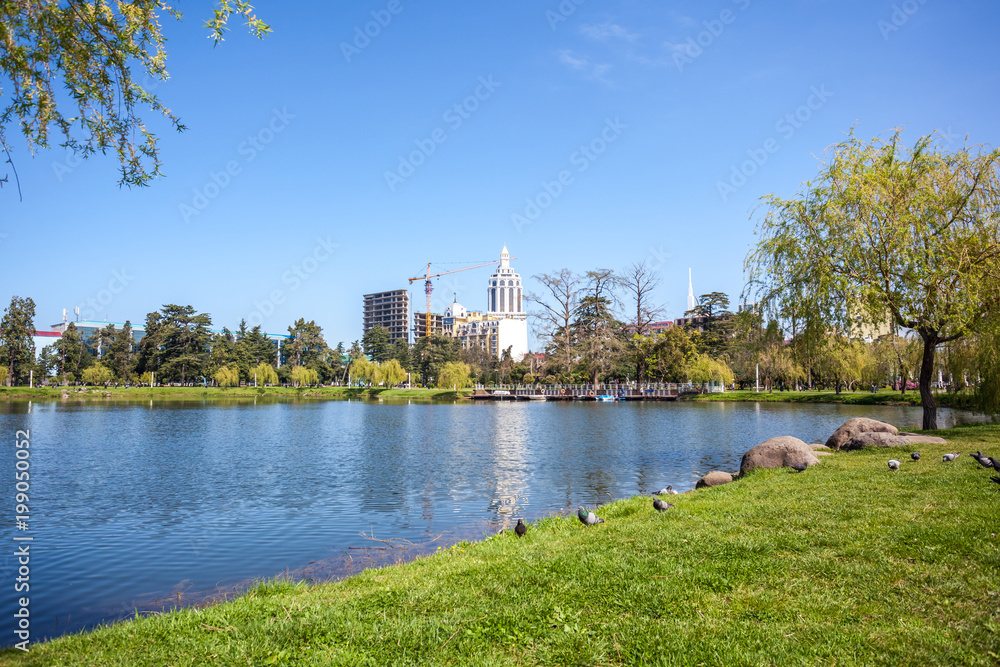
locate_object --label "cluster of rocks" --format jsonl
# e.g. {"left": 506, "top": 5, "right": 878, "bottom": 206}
{"left": 691, "top": 417, "right": 948, "bottom": 489}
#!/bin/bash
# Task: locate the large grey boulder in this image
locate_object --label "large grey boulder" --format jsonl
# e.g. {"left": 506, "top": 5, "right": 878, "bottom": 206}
{"left": 740, "top": 436, "right": 820, "bottom": 475}
{"left": 825, "top": 418, "right": 898, "bottom": 451}
{"left": 696, "top": 471, "right": 733, "bottom": 489}
{"left": 841, "top": 432, "right": 948, "bottom": 450}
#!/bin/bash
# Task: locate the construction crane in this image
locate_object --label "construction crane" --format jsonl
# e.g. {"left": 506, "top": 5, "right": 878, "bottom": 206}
{"left": 408, "top": 258, "right": 517, "bottom": 338}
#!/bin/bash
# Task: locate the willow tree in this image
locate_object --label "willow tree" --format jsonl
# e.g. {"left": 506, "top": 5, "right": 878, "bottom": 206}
{"left": 1, "top": 1, "right": 269, "bottom": 192}
{"left": 747, "top": 130, "right": 1000, "bottom": 429}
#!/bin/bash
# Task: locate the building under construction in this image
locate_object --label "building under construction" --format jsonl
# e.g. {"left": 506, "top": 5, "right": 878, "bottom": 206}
{"left": 362, "top": 289, "right": 411, "bottom": 344}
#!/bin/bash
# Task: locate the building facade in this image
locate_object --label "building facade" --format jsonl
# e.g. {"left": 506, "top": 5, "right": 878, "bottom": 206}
{"left": 442, "top": 246, "right": 528, "bottom": 361}
{"left": 362, "top": 289, "right": 411, "bottom": 343}
{"left": 412, "top": 312, "right": 445, "bottom": 339}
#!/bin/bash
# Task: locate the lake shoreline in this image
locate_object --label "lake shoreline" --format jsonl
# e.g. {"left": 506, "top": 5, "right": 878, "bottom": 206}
{"left": 3, "top": 423, "right": 998, "bottom": 665}
{"left": 0, "top": 386, "right": 473, "bottom": 401}
{"left": 0, "top": 385, "right": 980, "bottom": 411}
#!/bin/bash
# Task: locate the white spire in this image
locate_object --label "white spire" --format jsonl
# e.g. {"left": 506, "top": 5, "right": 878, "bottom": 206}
{"left": 500, "top": 244, "right": 510, "bottom": 269}
{"left": 687, "top": 268, "right": 696, "bottom": 313}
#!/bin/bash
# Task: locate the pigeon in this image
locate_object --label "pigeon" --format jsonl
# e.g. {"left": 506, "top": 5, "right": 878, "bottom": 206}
{"left": 514, "top": 519, "right": 527, "bottom": 537}
{"left": 991, "top": 476, "right": 1000, "bottom": 485}
{"left": 788, "top": 461, "right": 808, "bottom": 473}
{"left": 652, "top": 496, "right": 674, "bottom": 512}
{"left": 990, "top": 457, "right": 1000, "bottom": 473}
{"left": 887, "top": 459, "right": 901, "bottom": 471}
{"left": 577, "top": 506, "right": 604, "bottom": 525}
{"left": 972, "top": 452, "right": 994, "bottom": 468}
{"left": 943, "top": 453, "right": 960, "bottom": 462}
{"left": 911, "top": 452, "right": 920, "bottom": 461}
{"left": 657, "top": 485, "right": 679, "bottom": 495}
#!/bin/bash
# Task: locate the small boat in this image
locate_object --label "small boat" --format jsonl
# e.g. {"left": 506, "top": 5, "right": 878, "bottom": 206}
{"left": 595, "top": 394, "right": 616, "bottom": 402}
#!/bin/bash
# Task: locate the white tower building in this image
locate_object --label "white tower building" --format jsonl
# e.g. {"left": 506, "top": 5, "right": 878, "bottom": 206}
{"left": 487, "top": 245, "right": 522, "bottom": 315}
{"left": 486, "top": 245, "right": 528, "bottom": 361}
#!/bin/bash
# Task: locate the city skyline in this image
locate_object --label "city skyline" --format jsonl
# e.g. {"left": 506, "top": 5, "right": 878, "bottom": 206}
{"left": 2, "top": 2, "right": 998, "bottom": 347}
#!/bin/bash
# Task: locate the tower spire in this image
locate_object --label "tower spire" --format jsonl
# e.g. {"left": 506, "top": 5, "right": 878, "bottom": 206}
{"left": 686, "top": 268, "right": 696, "bottom": 313}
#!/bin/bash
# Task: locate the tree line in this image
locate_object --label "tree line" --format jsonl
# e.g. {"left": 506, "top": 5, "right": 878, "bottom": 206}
{"left": 0, "top": 300, "right": 352, "bottom": 388}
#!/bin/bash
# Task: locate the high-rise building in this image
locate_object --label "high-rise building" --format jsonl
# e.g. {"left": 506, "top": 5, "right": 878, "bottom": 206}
{"left": 362, "top": 289, "right": 411, "bottom": 343}
{"left": 443, "top": 245, "right": 528, "bottom": 361}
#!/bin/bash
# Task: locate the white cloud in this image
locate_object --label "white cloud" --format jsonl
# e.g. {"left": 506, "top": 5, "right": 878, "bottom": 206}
{"left": 558, "top": 49, "right": 589, "bottom": 70}
{"left": 579, "top": 22, "right": 638, "bottom": 42}
{"left": 556, "top": 49, "right": 612, "bottom": 83}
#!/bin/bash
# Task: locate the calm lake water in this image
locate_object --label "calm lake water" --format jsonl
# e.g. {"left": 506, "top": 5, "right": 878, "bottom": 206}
{"left": 0, "top": 397, "right": 983, "bottom": 643}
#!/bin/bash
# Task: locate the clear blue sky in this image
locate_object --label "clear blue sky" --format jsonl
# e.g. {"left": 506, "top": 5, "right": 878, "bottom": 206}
{"left": 3, "top": 0, "right": 998, "bottom": 347}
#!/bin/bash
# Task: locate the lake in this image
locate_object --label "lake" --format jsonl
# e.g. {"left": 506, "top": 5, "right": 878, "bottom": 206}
{"left": 0, "top": 397, "right": 981, "bottom": 644}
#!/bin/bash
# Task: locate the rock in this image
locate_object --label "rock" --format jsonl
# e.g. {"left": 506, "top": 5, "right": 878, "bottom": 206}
{"left": 809, "top": 444, "right": 833, "bottom": 451}
{"left": 903, "top": 435, "right": 947, "bottom": 445}
{"left": 826, "top": 418, "right": 898, "bottom": 451}
{"left": 696, "top": 471, "right": 733, "bottom": 489}
{"left": 815, "top": 451, "right": 833, "bottom": 456}
{"left": 740, "top": 436, "right": 820, "bottom": 475}
{"left": 841, "top": 432, "right": 948, "bottom": 450}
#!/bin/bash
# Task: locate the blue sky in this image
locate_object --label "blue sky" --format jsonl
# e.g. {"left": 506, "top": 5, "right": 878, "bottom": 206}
{"left": 3, "top": 0, "right": 998, "bottom": 348}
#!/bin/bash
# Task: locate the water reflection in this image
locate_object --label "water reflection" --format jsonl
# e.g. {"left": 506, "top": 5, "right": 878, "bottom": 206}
{"left": 0, "top": 397, "right": 990, "bottom": 644}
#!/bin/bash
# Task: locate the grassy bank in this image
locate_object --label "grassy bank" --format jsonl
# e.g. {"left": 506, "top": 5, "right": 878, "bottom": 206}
{"left": 685, "top": 388, "right": 976, "bottom": 409}
{"left": 0, "top": 386, "right": 472, "bottom": 401}
{"left": 4, "top": 425, "right": 999, "bottom": 666}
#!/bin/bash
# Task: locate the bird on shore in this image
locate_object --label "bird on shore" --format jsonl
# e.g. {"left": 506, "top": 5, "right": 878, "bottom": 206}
{"left": 943, "top": 453, "right": 961, "bottom": 462}
{"left": 789, "top": 462, "right": 808, "bottom": 473}
{"left": 990, "top": 457, "right": 1000, "bottom": 473}
{"left": 911, "top": 452, "right": 921, "bottom": 461}
{"left": 657, "top": 486, "right": 679, "bottom": 495}
{"left": 972, "top": 451, "right": 994, "bottom": 468}
{"left": 577, "top": 506, "right": 604, "bottom": 525}
{"left": 991, "top": 476, "right": 1000, "bottom": 485}
{"left": 652, "top": 496, "right": 674, "bottom": 512}
{"left": 887, "top": 459, "right": 901, "bottom": 471}
{"left": 515, "top": 519, "right": 527, "bottom": 537}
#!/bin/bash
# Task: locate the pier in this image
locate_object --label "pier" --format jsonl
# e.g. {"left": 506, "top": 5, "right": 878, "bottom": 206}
{"left": 470, "top": 383, "right": 717, "bottom": 401}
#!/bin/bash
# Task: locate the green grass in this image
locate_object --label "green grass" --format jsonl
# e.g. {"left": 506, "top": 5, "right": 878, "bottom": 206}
{"left": 0, "top": 386, "right": 472, "bottom": 401}
{"left": 4, "top": 425, "right": 999, "bottom": 665}
{"left": 686, "top": 388, "right": 976, "bottom": 409}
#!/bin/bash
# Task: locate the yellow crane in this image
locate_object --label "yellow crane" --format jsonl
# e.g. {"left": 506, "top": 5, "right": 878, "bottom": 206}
{"left": 408, "top": 258, "right": 517, "bottom": 338}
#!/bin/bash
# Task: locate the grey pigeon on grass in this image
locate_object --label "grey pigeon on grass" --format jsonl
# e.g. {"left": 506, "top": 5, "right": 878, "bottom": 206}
{"left": 991, "top": 476, "right": 1000, "bottom": 485}
{"left": 972, "top": 452, "right": 994, "bottom": 468}
{"left": 911, "top": 452, "right": 920, "bottom": 461}
{"left": 515, "top": 519, "right": 527, "bottom": 537}
{"left": 577, "top": 506, "right": 604, "bottom": 525}
{"left": 943, "top": 453, "right": 960, "bottom": 462}
{"left": 990, "top": 457, "right": 1000, "bottom": 473}
{"left": 887, "top": 459, "right": 901, "bottom": 471}
{"left": 789, "top": 462, "right": 808, "bottom": 473}
{"left": 652, "top": 496, "right": 674, "bottom": 512}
